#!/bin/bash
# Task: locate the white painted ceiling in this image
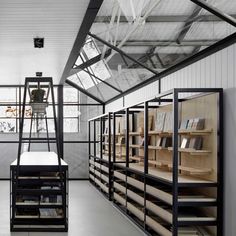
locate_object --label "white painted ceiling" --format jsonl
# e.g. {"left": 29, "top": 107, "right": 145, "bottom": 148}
{"left": 0, "top": 0, "right": 89, "bottom": 85}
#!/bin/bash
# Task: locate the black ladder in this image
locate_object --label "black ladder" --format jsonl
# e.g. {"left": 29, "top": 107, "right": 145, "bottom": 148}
{"left": 12, "top": 77, "right": 65, "bottom": 226}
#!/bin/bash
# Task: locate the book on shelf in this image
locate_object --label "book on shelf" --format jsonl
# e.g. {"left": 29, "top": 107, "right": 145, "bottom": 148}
{"left": 39, "top": 208, "right": 63, "bottom": 218}
{"left": 163, "top": 111, "right": 172, "bottom": 131}
{"left": 115, "top": 117, "right": 121, "bottom": 134}
{"left": 179, "top": 119, "right": 189, "bottom": 130}
{"left": 139, "top": 136, "right": 151, "bottom": 146}
{"left": 138, "top": 113, "right": 153, "bottom": 131}
{"left": 156, "top": 136, "right": 162, "bottom": 147}
{"left": 189, "top": 137, "right": 203, "bottom": 150}
{"left": 118, "top": 136, "right": 125, "bottom": 145}
{"left": 181, "top": 138, "right": 190, "bottom": 148}
{"left": 155, "top": 111, "right": 166, "bottom": 131}
{"left": 186, "top": 118, "right": 194, "bottom": 129}
{"left": 161, "top": 137, "right": 172, "bottom": 148}
{"left": 104, "top": 120, "right": 109, "bottom": 135}
{"left": 192, "top": 118, "right": 205, "bottom": 130}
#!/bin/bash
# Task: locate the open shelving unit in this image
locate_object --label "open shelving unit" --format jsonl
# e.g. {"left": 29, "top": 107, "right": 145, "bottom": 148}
{"left": 10, "top": 152, "right": 68, "bottom": 232}
{"left": 89, "top": 88, "right": 223, "bottom": 236}
{"left": 89, "top": 113, "right": 115, "bottom": 200}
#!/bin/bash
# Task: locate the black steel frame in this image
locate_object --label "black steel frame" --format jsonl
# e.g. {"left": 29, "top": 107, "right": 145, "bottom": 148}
{"left": 89, "top": 88, "right": 223, "bottom": 236}
{"left": 64, "top": 1, "right": 236, "bottom": 105}
{"left": 10, "top": 77, "right": 68, "bottom": 232}
{"left": 88, "top": 112, "right": 127, "bottom": 200}
{"left": 0, "top": 84, "right": 103, "bottom": 181}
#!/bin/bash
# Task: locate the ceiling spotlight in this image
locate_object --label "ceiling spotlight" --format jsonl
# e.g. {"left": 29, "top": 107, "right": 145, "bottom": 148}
{"left": 34, "top": 38, "right": 44, "bottom": 48}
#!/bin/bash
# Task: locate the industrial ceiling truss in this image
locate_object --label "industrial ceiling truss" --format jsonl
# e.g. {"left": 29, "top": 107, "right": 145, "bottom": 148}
{"left": 65, "top": 0, "right": 236, "bottom": 103}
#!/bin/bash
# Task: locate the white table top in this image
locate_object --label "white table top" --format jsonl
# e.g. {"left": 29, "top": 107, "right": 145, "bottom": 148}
{"left": 11, "top": 152, "right": 68, "bottom": 166}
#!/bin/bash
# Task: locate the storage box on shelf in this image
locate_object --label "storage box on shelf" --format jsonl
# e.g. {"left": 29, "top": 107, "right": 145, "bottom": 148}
{"left": 112, "top": 88, "right": 223, "bottom": 236}
{"left": 10, "top": 152, "right": 68, "bottom": 232}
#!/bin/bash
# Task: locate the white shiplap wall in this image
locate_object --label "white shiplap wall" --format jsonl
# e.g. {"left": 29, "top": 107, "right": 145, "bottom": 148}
{"left": 105, "top": 43, "right": 236, "bottom": 236}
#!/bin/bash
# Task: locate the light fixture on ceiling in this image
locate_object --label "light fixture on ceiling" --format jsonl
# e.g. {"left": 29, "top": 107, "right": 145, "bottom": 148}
{"left": 36, "top": 72, "right": 43, "bottom": 77}
{"left": 34, "top": 38, "right": 44, "bottom": 48}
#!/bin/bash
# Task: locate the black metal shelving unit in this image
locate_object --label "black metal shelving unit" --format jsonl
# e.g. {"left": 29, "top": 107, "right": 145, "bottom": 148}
{"left": 10, "top": 77, "right": 68, "bottom": 232}
{"left": 88, "top": 112, "right": 128, "bottom": 201}
{"left": 89, "top": 88, "right": 223, "bottom": 236}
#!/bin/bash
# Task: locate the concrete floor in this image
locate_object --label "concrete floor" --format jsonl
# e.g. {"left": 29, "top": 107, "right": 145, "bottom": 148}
{"left": 0, "top": 181, "right": 145, "bottom": 236}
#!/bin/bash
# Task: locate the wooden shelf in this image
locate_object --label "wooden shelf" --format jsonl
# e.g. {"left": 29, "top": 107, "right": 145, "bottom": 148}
{"left": 174, "top": 165, "right": 212, "bottom": 175}
{"left": 94, "top": 177, "right": 109, "bottom": 193}
{"left": 178, "top": 129, "right": 212, "bottom": 135}
{"left": 148, "top": 130, "right": 171, "bottom": 136}
{"left": 129, "top": 132, "right": 143, "bottom": 136}
{"left": 129, "top": 156, "right": 144, "bottom": 162}
{"left": 130, "top": 145, "right": 168, "bottom": 150}
{"left": 102, "top": 133, "right": 125, "bottom": 136}
{"left": 148, "top": 159, "right": 170, "bottom": 167}
{"left": 129, "top": 144, "right": 143, "bottom": 148}
{"left": 147, "top": 129, "right": 212, "bottom": 136}
{"left": 168, "top": 147, "right": 211, "bottom": 155}
{"left": 116, "top": 163, "right": 214, "bottom": 184}
{"left": 114, "top": 171, "right": 126, "bottom": 181}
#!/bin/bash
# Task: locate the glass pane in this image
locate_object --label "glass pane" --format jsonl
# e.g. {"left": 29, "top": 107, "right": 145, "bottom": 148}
{"left": 64, "top": 87, "right": 79, "bottom": 103}
{"left": 64, "top": 118, "right": 78, "bottom": 133}
{"left": 64, "top": 106, "right": 79, "bottom": 118}
{"left": 0, "top": 88, "right": 16, "bottom": 103}
{"left": 0, "top": 119, "right": 16, "bottom": 133}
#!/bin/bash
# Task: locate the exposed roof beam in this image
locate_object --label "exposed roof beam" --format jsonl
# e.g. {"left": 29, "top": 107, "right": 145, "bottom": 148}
{"left": 176, "top": 5, "right": 203, "bottom": 44}
{"left": 94, "top": 14, "right": 236, "bottom": 23}
{"left": 66, "top": 79, "right": 104, "bottom": 104}
{"left": 105, "top": 32, "right": 236, "bottom": 104}
{"left": 96, "top": 40, "right": 217, "bottom": 47}
{"left": 88, "top": 32, "right": 159, "bottom": 76}
{"left": 190, "top": 0, "right": 236, "bottom": 27}
{"left": 60, "top": 0, "right": 104, "bottom": 84}
{"left": 69, "top": 49, "right": 111, "bottom": 76}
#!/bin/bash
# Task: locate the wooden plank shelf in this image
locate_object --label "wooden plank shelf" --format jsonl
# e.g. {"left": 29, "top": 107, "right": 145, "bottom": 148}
{"left": 148, "top": 159, "right": 170, "bottom": 167}
{"left": 146, "top": 216, "right": 172, "bottom": 236}
{"left": 129, "top": 132, "right": 143, "bottom": 136}
{"left": 147, "top": 129, "right": 212, "bottom": 136}
{"left": 129, "top": 156, "right": 144, "bottom": 162}
{"left": 178, "top": 129, "right": 212, "bottom": 135}
{"left": 114, "top": 171, "right": 126, "bottom": 182}
{"left": 94, "top": 177, "right": 109, "bottom": 194}
{"left": 168, "top": 147, "right": 211, "bottom": 155}
{"left": 130, "top": 145, "right": 168, "bottom": 150}
{"left": 122, "top": 163, "right": 215, "bottom": 184}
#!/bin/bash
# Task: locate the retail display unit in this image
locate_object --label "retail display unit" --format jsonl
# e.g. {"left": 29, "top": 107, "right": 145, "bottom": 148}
{"left": 10, "top": 152, "right": 68, "bottom": 232}
{"left": 10, "top": 77, "right": 68, "bottom": 232}
{"left": 88, "top": 112, "right": 128, "bottom": 200}
{"left": 89, "top": 88, "right": 223, "bottom": 236}
{"left": 89, "top": 113, "right": 114, "bottom": 200}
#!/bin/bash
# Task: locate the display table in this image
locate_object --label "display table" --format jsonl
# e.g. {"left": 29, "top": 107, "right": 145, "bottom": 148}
{"left": 10, "top": 152, "right": 68, "bottom": 232}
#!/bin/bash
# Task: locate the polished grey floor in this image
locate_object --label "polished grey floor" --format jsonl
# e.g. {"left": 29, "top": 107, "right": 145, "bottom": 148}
{"left": 0, "top": 181, "right": 145, "bottom": 236}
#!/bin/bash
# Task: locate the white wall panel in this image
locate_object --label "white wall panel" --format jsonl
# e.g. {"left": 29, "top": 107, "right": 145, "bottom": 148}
{"left": 106, "top": 43, "right": 236, "bottom": 236}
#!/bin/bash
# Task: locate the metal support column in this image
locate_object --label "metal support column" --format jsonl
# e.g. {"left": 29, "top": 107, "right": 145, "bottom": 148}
{"left": 172, "top": 89, "right": 179, "bottom": 236}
